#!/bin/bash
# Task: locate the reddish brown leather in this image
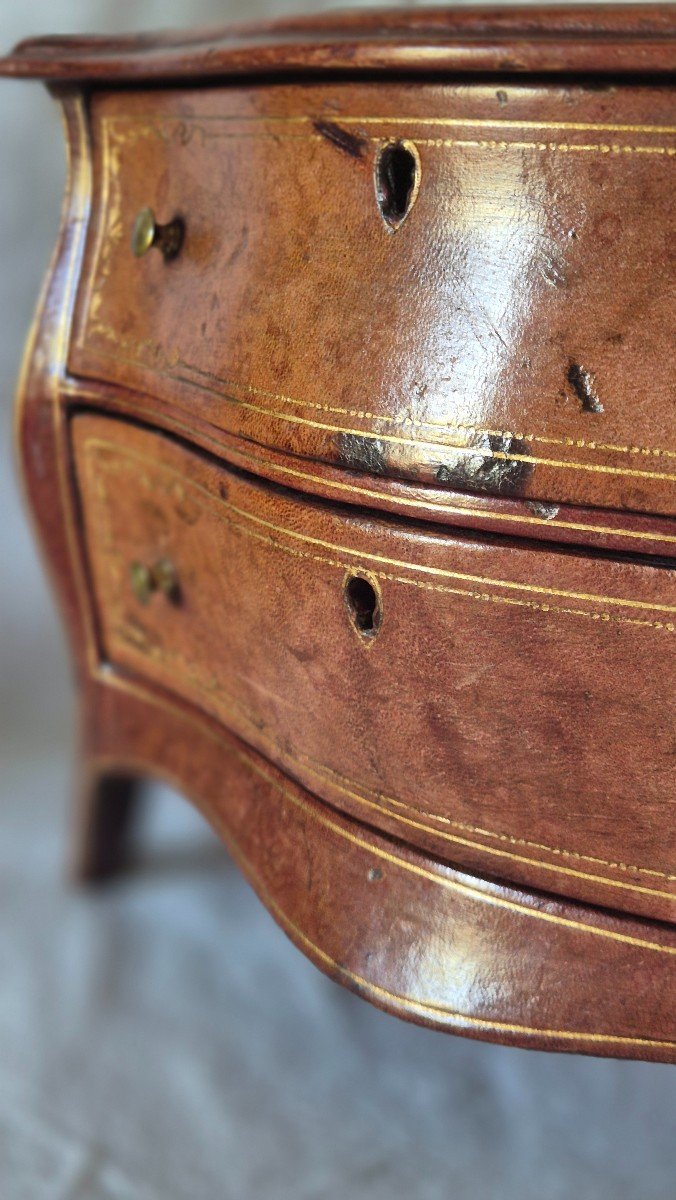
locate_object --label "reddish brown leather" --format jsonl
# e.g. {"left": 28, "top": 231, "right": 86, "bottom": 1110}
{"left": 73, "top": 414, "right": 675, "bottom": 925}
{"left": 80, "top": 675, "right": 676, "bottom": 1061}
{"left": 2, "top": 8, "right": 674, "bottom": 1060}
{"left": 1, "top": 5, "right": 674, "bottom": 79}
{"left": 70, "top": 83, "right": 676, "bottom": 517}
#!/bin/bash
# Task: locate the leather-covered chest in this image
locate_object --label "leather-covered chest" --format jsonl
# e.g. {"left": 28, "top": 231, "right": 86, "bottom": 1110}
{"left": 2, "top": 4, "right": 675, "bottom": 1059}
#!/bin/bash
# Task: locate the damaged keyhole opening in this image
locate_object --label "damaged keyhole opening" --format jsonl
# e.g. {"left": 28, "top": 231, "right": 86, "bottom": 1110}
{"left": 344, "top": 571, "right": 382, "bottom": 639}
{"left": 375, "top": 140, "right": 420, "bottom": 230}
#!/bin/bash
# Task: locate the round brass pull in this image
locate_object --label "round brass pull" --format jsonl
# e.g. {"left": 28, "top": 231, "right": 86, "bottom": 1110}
{"left": 131, "top": 207, "right": 185, "bottom": 261}
{"left": 130, "top": 558, "right": 180, "bottom": 605}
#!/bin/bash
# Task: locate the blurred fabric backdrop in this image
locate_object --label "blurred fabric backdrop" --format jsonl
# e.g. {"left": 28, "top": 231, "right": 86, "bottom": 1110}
{"left": 0, "top": 3, "right": 674, "bottom": 1199}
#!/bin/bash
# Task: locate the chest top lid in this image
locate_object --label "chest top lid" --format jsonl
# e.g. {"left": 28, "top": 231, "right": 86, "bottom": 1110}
{"left": 0, "top": 4, "right": 674, "bottom": 81}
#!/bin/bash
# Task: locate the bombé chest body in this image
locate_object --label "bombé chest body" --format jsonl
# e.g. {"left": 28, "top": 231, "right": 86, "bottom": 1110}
{"left": 2, "top": 5, "right": 675, "bottom": 1060}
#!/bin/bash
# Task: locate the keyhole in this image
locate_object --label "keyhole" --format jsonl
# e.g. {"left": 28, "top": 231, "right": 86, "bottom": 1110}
{"left": 375, "top": 140, "right": 420, "bottom": 231}
{"left": 344, "top": 571, "right": 382, "bottom": 640}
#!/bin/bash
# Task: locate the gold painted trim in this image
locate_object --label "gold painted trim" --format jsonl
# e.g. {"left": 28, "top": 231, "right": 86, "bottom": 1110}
{"left": 188, "top": 374, "right": 676, "bottom": 483}
{"left": 103, "top": 128, "right": 676, "bottom": 157}
{"left": 110, "top": 112, "right": 676, "bottom": 137}
{"left": 102, "top": 112, "right": 676, "bottom": 156}
{"left": 82, "top": 336, "right": 676, "bottom": 483}
{"left": 186, "top": 365, "right": 676, "bottom": 464}
{"left": 89, "top": 737, "right": 676, "bottom": 1051}
{"left": 226, "top": 440, "right": 676, "bottom": 548}
{"left": 281, "top": 744, "right": 676, "bottom": 891}
{"left": 74, "top": 117, "right": 113, "bottom": 352}
{"left": 74, "top": 436, "right": 675, "bottom": 900}
{"left": 61, "top": 385, "right": 676, "bottom": 550}
{"left": 109, "top": 605, "right": 676, "bottom": 897}
{"left": 92, "top": 670, "right": 676, "bottom": 960}
{"left": 109, "top": 605, "right": 676, "bottom": 898}
{"left": 407, "top": 137, "right": 674, "bottom": 157}
{"left": 73, "top": 112, "right": 676, "bottom": 482}
{"left": 85, "top": 437, "right": 676, "bottom": 624}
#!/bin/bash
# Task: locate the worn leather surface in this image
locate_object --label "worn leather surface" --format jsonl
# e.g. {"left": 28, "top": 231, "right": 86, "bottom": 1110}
{"left": 70, "top": 83, "right": 676, "bottom": 516}
{"left": 5, "top": 13, "right": 675, "bottom": 1058}
{"left": 72, "top": 414, "right": 675, "bottom": 924}
{"left": 81, "top": 676, "right": 676, "bottom": 1060}
{"left": 1, "top": 4, "right": 675, "bottom": 79}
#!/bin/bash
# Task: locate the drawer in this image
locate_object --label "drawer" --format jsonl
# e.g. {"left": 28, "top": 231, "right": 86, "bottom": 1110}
{"left": 69, "top": 83, "right": 676, "bottom": 517}
{"left": 72, "top": 413, "right": 675, "bottom": 923}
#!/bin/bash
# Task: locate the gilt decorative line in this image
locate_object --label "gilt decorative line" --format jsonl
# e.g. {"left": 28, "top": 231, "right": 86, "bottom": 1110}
{"left": 109, "top": 112, "right": 676, "bottom": 137}
{"left": 85, "top": 437, "right": 676, "bottom": 625}
{"left": 75, "top": 115, "right": 676, "bottom": 480}
{"left": 109, "top": 628, "right": 676, "bottom": 901}
{"left": 103, "top": 112, "right": 676, "bottom": 156}
{"left": 60, "top": 384, "right": 676, "bottom": 548}
{"left": 77, "top": 438, "right": 676, "bottom": 902}
{"left": 80, "top": 331, "right": 676, "bottom": 484}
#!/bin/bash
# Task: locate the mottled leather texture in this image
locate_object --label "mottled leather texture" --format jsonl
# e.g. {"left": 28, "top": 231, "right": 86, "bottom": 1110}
{"left": 2, "top": 6, "right": 674, "bottom": 1060}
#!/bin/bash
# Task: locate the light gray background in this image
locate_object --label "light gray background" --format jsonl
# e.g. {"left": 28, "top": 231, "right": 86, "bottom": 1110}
{"left": 0, "top": 3, "right": 674, "bottom": 1199}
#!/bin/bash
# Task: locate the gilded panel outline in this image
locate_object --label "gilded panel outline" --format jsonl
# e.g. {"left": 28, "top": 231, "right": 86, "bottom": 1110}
{"left": 78, "top": 435, "right": 676, "bottom": 903}
{"left": 62, "top": 384, "right": 676, "bottom": 548}
{"left": 85, "top": 436, "right": 676, "bottom": 626}
{"left": 75, "top": 112, "right": 676, "bottom": 482}
{"left": 90, "top": 727, "right": 676, "bottom": 1054}
{"left": 33, "top": 100, "right": 676, "bottom": 1045}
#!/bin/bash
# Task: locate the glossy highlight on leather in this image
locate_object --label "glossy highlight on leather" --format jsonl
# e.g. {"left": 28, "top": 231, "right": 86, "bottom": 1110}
{"left": 1, "top": 6, "right": 674, "bottom": 1060}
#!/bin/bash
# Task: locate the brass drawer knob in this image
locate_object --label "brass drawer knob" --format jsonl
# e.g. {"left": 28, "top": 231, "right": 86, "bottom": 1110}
{"left": 131, "top": 207, "right": 185, "bottom": 261}
{"left": 130, "top": 558, "right": 180, "bottom": 605}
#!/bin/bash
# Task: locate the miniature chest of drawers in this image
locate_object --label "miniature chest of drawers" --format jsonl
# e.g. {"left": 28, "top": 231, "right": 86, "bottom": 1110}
{"left": 1, "top": 4, "right": 675, "bottom": 1060}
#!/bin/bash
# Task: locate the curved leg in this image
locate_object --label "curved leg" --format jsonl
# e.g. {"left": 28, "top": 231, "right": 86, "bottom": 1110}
{"left": 72, "top": 765, "right": 143, "bottom": 884}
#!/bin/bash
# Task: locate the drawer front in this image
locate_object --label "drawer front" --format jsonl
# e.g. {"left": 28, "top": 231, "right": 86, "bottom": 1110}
{"left": 70, "top": 83, "right": 676, "bottom": 516}
{"left": 72, "top": 415, "right": 675, "bottom": 922}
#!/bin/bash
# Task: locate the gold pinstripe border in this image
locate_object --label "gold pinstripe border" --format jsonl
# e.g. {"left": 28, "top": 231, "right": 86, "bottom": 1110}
{"left": 76, "top": 436, "right": 675, "bottom": 900}
{"left": 95, "top": 670, "right": 676, "bottom": 960}
{"left": 81, "top": 339, "right": 676, "bottom": 485}
{"left": 186, "top": 364, "right": 676, "bottom": 464}
{"left": 89, "top": 735, "right": 676, "bottom": 1052}
{"left": 106, "top": 608, "right": 676, "bottom": 901}
{"left": 103, "top": 111, "right": 676, "bottom": 156}
{"left": 224, "top": 439, "right": 676, "bottom": 548}
{"left": 84, "top": 437, "right": 676, "bottom": 623}
{"left": 103, "top": 127, "right": 676, "bottom": 156}
{"left": 110, "top": 112, "right": 676, "bottom": 136}
{"left": 73, "top": 110, "right": 676, "bottom": 481}
{"left": 82, "top": 333, "right": 676, "bottom": 476}
{"left": 62, "top": 384, "right": 676, "bottom": 550}
{"left": 177, "top": 366, "right": 676, "bottom": 483}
